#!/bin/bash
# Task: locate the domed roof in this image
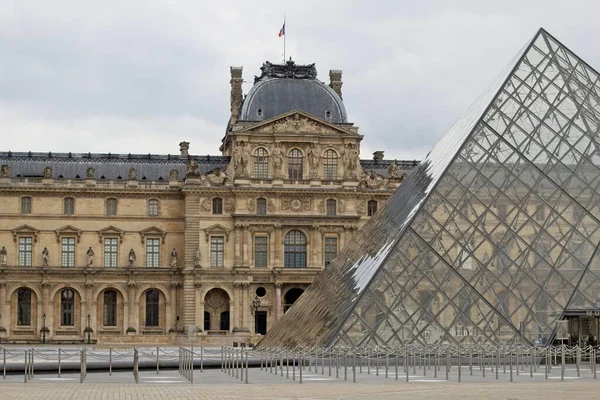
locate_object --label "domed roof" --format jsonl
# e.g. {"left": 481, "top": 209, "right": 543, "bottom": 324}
{"left": 239, "top": 60, "right": 347, "bottom": 123}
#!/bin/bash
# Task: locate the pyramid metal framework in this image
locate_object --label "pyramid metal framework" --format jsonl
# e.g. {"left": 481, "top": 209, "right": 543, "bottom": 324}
{"left": 259, "top": 28, "right": 600, "bottom": 348}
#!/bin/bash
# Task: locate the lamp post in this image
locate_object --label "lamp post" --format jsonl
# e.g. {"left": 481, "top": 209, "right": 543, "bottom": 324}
{"left": 42, "top": 313, "right": 46, "bottom": 344}
{"left": 86, "top": 313, "right": 91, "bottom": 344}
{"left": 252, "top": 295, "right": 262, "bottom": 335}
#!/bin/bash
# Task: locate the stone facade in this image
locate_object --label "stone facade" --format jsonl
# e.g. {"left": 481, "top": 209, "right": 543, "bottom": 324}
{"left": 0, "top": 61, "right": 418, "bottom": 345}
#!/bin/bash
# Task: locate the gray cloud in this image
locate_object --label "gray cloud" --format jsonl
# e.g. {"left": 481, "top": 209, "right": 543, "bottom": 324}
{"left": 1, "top": 0, "right": 600, "bottom": 159}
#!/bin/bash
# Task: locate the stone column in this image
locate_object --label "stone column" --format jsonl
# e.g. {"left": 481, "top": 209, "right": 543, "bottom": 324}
{"left": 169, "top": 283, "right": 178, "bottom": 332}
{"left": 182, "top": 272, "right": 195, "bottom": 329}
{"left": 275, "top": 283, "right": 282, "bottom": 321}
{"left": 0, "top": 282, "right": 6, "bottom": 330}
{"left": 241, "top": 283, "right": 249, "bottom": 329}
{"left": 274, "top": 225, "right": 282, "bottom": 268}
{"left": 127, "top": 282, "right": 137, "bottom": 332}
{"left": 232, "top": 283, "right": 240, "bottom": 329}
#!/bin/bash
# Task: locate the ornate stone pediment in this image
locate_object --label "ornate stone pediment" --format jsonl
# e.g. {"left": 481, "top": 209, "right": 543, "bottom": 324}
{"left": 140, "top": 226, "right": 167, "bottom": 244}
{"left": 97, "top": 226, "right": 125, "bottom": 243}
{"left": 12, "top": 224, "right": 40, "bottom": 242}
{"left": 54, "top": 225, "right": 83, "bottom": 243}
{"left": 241, "top": 111, "right": 352, "bottom": 135}
{"left": 203, "top": 224, "right": 231, "bottom": 242}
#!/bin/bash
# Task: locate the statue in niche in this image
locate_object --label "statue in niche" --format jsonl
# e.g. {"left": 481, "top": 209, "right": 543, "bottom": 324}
{"left": 128, "top": 167, "right": 137, "bottom": 180}
{"left": 86, "top": 167, "right": 95, "bottom": 179}
{"left": 271, "top": 142, "right": 284, "bottom": 176}
{"left": 43, "top": 167, "right": 53, "bottom": 179}
{"left": 86, "top": 247, "right": 94, "bottom": 267}
{"left": 233, "top": 141, "right": 250, "bottom": 178}
{"left": 0, "top": 165, "right": 9, "bottom": 178}
{"left": 0, "top": 246, "right": 7, "bottom": 266}
{"left": 42, "top": 247, "right": 50, "bottom": 266}
{"left": 128, "top": 248, "right": 136, "bottom": 267}
{"left": 169, "top": 169, "right": 179, "bottom": 181}
{"left": 307, "top": 143, "right": 320, "bottom": 176}
{"left": 388, "top": 160, "right": 401, "bottom": 179}
{"left": 194, "top": 246, "right": 202, "bottom": 267}
{"left": 170, "top": 248, "right": 178, "bottom": 268}
{"left": 341, "top": 144, "right": 360, "bottom": 179}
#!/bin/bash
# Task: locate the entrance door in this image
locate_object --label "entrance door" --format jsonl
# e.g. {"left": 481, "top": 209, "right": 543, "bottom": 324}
{"left": 564, "top": 315, "right": 599, "bottom": 346}
{"left": 255, "top": 311, "right": 267, "bottom": 335}
{"left": 220, "top": 311, "right": 230, "bottom": 331}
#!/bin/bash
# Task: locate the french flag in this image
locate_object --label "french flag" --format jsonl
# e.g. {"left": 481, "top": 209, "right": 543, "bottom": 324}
{"left": 278, "top": 23, "right": 285, "bottom": 37}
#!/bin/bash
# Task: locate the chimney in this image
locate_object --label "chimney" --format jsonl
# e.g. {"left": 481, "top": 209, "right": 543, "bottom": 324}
{"left": 373, "top": 151, "right": 384, "bottom": 161}
{"left": 230, "top": 66, "right": 244, "bottom": 125}
{"left": 179, "top": 141, "right": 190, "bottom": 157}
{"left": 329, "top": 69, "right": 343, "bottom": 99}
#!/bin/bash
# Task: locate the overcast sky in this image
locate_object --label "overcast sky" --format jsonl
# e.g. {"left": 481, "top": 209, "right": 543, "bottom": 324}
{"left": 2, "top": 0, "right": 600, "bottom": 160}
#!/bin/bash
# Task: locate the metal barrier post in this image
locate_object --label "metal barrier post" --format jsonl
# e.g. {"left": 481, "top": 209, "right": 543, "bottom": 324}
{"left": 469, "top": 348, "right": 473, "bottom": 376}
{"left": 395, "top": 350, "right": 398, "bottom": 381}
{"left": 367, "top": 347, "right": 370, "bottom": 374}
{"left": 561, "top": 345, "right": 565, "bottom": 382}
{"left": 576, "top": 345, "right": 581, "bottom": 377}
{"left": 405, "top": 346, "right": 409, "bottom": 382}
{"left": 245, "top": 349, "right": 249, "bottom": 384}
{"left": 201, "top": 347, "right": 204, "bottom": 373}
{"left": 322, "top": 347, "right": 325, "bottom": 375}
{"left": 299, "top": 350, "right": 303, "bottom": 384}
{"left": 292, "top": 351, "right": 296, "bottom": 381}
{"left": 286, "top": 350, "right": 290, "bottom": 379}
{"left": 353, "top": 351, "right": 356, "bottom": 383}
{"left": 156, "top": 347, "right": 160, "bottom": 375}
{"left": 280, "top": 350, "right": 284, "bottom": 377}
{"left": 385, "top": 350, "right": 389, "bottom": 378}
{"left": 458, "top": 345, "right": 462, "bottom": 382}
{"left": 344, "top": 350, "right": 347, "bottom": 381}
{"left": 445, "top": 348, "right": 450, "bottom": 381}
{"left": 24, "top": 350, "right": 27, "bottom": 383}
{"left": 509, "top": 350, "right": 513, "bottom": 382}
{"left": 2, "top": 348, "right": 5, "bottom": 379}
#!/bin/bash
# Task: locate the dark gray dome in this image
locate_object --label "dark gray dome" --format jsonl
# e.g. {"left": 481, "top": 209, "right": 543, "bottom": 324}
{"left": 239, "top": 61, "right": 347, "bottom": 123}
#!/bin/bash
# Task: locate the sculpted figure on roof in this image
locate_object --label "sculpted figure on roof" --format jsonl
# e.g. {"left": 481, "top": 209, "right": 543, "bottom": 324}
{"left": 186, "top": 157, "right": 200, "bottom": 176}
{"left": 43, "top": 167, "right": 53, "bottom": 179}
{"left": 0, "top": 165, "right": 9, "bottom": 178}
{"left": 86, "top": 167, "right": 95, "bottom": 179}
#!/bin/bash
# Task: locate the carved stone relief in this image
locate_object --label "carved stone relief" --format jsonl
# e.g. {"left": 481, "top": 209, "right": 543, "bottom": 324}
{"left": 317, "top": 200, "right": 325, "bottom": 213}
{"left": 169, "top": 169, "right": 179, "bottom": 181}
{"left": 337, "top": 199, "right": 345, "bottom": 214}
{"left": 201, "top": 199, "right": 211, "bottom": 212}
{"left": 247, "top": 198, "right": 256, "bottom": 212}
{"left": 281, "top": 197, "right": 310, "bottom": 212}
{"left": 43, "top": 167, "right": 53, "bottom": 179}
{"left": 205, "top": 168, "right": 228, "bottom": 186}
{"left": 356, "top": 200, "right": 366, "bottom": 215}
{"left": 271, "top": 142, "right": 284, "bottom": 178}
{"left": 267, "top": 199, "right": 276, "bottom": 212}
{"left": 255, "top": 113, "right": 340, "bottom": 134}
{"left": 224, "top": 199, "right": 235, "bottom": 213}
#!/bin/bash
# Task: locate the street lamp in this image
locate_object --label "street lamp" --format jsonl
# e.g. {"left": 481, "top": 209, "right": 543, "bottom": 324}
{"left": 42, "top": 313, "right": 46, "bottom": 344}
{"left": 251, "top": 295, "right": 261, "bottom": 315}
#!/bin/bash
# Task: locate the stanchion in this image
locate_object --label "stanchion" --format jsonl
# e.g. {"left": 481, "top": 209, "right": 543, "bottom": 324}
{"left": 292, "top": 351, "right": 296, "bottom": 381}
{"left": 458, "top": 345, "right": 462, "bottom": 382}
{"left": 561, "top": 345, "right": 565, "bottom": 382}
{"left": 299, "top": 350, "right": 303, "bottom": 384}
{"left": 405, "top": 346, "right": 409, "bottom": 382}
{"left": 58, "top": 348, "right": 62, "bottom": 377}
{"left": 24, "top": 350, "right": 28, "bottom": 383}
{"left": 576, "top": 345, "right": 580, "bottom": 377}
{"left": 2, "top": 348, "right": 5, "bottom": 379}
{"left": 245, "top": 349, "right": 249, "bottom": 384}
{"left": 353, "top": 350, "right": 356, "bottom": 383}
{"left": 509, "top": 350, "right": 513, "bottom": 382}
{"left": 395, "top": 350, "right": 399, "bottom": 381}
{"left": 156, "top": 346, "right": 160, "bottom": 375}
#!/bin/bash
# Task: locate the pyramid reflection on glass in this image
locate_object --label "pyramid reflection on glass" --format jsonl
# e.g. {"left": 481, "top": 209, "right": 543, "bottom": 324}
{"left": 259, "top": 28, "right": 600, "bottom": 348}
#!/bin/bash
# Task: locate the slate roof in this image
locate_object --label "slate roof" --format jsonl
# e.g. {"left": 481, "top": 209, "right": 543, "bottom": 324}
{"left": 0, "top": 152, "right": 229, "bottom": 181}
{"left": 239, "top": 61, "right": 347, "bottom": 124}
{"left": 0, "top": 152, "right": 419, "bottom": 181}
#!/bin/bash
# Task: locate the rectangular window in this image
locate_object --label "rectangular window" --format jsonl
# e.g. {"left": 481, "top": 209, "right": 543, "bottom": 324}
{"left": 210, "top": 236, "right": 224, "bottom": 267}
{"left": 254, "top": 236, "right": 268, "bottom": 267}
{"left": 147, "top": 199, "right": 159, "bottom": 216}
{"left": 326, "top": 200, "right": 337, "bottom": 216}
{"left": 104, "top": 238, "right": 118, "bottom": 267}
{"left": 324, "top": 237, "right": 338, "bottom": 266}
{"left": 146, "top": 238, "right": 160, "bottom": 267}
{"left": 106, "top": 199, "right": 117, "bottom": 216}
{"left": 64, "top": 198, "right": 75, "bottom": 215}
{"left": 18, "top": 237, "right": 33, "bottom": 266}
{"left": 21, "top": 197, "right": 32, "bottom": 214}
{"left": 61, "top": 237, "right": 76, "bottom": 267}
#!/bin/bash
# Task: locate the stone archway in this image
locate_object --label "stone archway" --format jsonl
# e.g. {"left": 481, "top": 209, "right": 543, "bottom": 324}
{"left": 283, "top": 288, "right": 305, "bottom": 313}
{"left": 204, "top": 288, "right": 230, "bottom": 331}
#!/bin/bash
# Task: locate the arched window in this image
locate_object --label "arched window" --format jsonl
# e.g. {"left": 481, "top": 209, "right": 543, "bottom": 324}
{"left": 106, "top": 198, "right": 117, "bottom": 216}
{"left": 145, "top": 289, "right": 160, "bottom": 327}
{"left": 64, "top": 197, "right": 75, "bottom": 215}
{"left": 284, "top": 230, "right": 307, "bottom": 268}
{"left": 17, "top": 288, "right": 32, "bottom": 326}
{"left": 257, "top": 198, "right": 267, "bottom": 215}
{"left": 61, "top": 289, "right": 75, "bottom": 326}
{"left": 253, "top": 148, "right": 269, "bottom": 179}
{"left": 323, "top": 149, "right": 338, "bottom": 180}
{"left": 147, "top": 199, "right": 159, "bottom": 216}
{"left": 368, "top": 200, "right": 378, "bottom": 216}
{"left": 326, "top": 199, "right": 337, "bottom": 216}
{"left": 288, "top": 149, "right": 303, "bottom": 180}
{"left": 212, "top": 198, "right": 223, "bottom": 215}
{"left": 103, "top": 290, "right": 117, "bottom": 326}
{"left": 21, "top": 197, "right": 32, "bottom": 214}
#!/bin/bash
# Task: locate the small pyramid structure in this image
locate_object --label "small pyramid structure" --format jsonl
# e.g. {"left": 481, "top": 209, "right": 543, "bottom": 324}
{"left": 259, "top": 28, "right": 600, "bottom": 348}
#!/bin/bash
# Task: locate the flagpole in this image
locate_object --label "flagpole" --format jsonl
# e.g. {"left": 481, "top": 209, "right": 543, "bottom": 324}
{"left": 283, "top": 15, "right": 286, "bottom": 62}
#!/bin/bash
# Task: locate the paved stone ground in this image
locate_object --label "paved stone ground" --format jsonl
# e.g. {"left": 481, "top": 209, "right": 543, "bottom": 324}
{"left": 1, "top": 366, "right": 599, "bottom": 399}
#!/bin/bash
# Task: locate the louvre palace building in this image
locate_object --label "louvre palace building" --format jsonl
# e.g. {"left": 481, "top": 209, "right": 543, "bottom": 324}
{"left": 0, "top": 60, "right": 416, "bottom": 344}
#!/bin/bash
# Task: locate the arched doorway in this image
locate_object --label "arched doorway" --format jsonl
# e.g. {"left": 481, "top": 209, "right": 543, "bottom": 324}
{"left": 204, "top": 288, "right": 231, "bottom": 332}
{"left": 96, "top": 288, "right": 124, "bottom": 334}
{"left": 138, "top": 288, "right": 167, "bottom": 333}
{"left": 283, "top": 288, "right": 304, "bottom": 313}
{"left": 11, "top": 287, "right": 38, "bottom": 338}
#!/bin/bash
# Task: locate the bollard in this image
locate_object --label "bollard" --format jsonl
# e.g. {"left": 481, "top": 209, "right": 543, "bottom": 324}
{"left": 561, "top": 345, "right": 565, "bottom": 382}
{"left": 445, "top": 349, "right": 450, "bottom": 381}
{"left": 469, "top": 349, "right": 473, "bottom": 376}
{"left": 299, "top": 351, "right": 303, "bottom": 384}
{"left": 576, "top": 346, "right": 580, "bottom": 377}
{"left": 530, "top": 348, "right": 533, "bottom": 378}
{"left": 235, "top": 350, "right": 239, "bottom": 380}
{"left": 292, "top": 352, "right": 296, "bottom": 381}
{"left": 157, "top": 347, "right": 160, "bottom": 375}
{"left": 434, "top": 347, "right": 438, "bottom": 378}
{"left": 385, "top": 350, "right": 389, "bottom": 378}
{"left": 395, "top": 351, "right": 399, "bottom": 381}
{"left": 322, "top": 347, "right": 325, "bottom": 375}
{"left": 328, "top": 348, "right": 332, "bottom": 377}
{"left": 509, "top": 351, "right": 513, "bottom": 382}
{"left": 458, "top": 346, "right": 462, "bottom": 382}
{"left": 593, "top": 348, "right": 597, "bottom": 379}
{"left": 376, "top": 348, "right": 380, "bottom": 376}
{"left": 281, "top": 350, "right": 284, "bottom": 377}
{"left": 367, "top": 347, "right": 370, "bottom": 374}
{"left": 201, "top": 347, "right": 204, "bottom": 373}
{"left": 344, "top": 351, "right": 348, "bottom": 381}
{"left": 24, "top": 350, "right": 28, "bottom": 383}
{"left": 405, "top": 346, "right": 409, "bottom": 382}
{"left": 286, "top": 350, "right": 290, "bottom": 379}
{"left": 2, "top": 348, "right": 5, "bottom": 379}
{"left": 545, "top": 347, "right": 548, "bottom": 380}
{"left": 245, "top": 349, "right": 249, "bottom": 384}
{"left": 240, "top": 350, "right": 245, "bottom": 382}
{"left": 353, "top": 351, "right": 356, "bottom": 383}
{"left": 336, "top": 349, "right": 340, "bottom": 379}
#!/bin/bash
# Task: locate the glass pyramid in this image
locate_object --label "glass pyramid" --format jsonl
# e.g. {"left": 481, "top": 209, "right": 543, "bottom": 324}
{"left": 259, "top": 28, "right": 600, "bottom": 348}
